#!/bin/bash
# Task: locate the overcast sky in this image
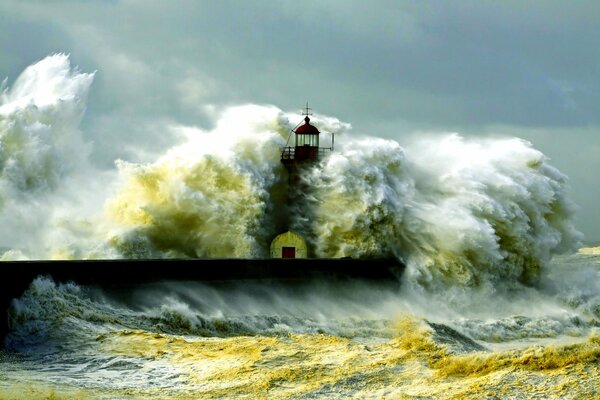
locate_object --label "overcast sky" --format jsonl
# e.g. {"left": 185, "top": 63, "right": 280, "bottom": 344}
{"left": 1, "top": 0, "right": 599, "bottom": 241}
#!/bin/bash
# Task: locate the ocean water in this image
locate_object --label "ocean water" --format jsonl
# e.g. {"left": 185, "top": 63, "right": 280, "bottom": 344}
{"left": 0, "top": 55, "right": 596, "bottom": 398}
{"left": 1, "top": 248, "right": 599, "bottom": 399}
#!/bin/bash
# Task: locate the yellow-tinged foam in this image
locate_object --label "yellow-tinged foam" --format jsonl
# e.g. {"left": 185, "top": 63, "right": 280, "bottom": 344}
{"left": 4, "top": 325, "right": 599, "bottom": 399}
{"left": 435, "top": 333, "right": 600, "bottom": 378}
{"left": 81, "top": 318, "right": 600, "bottom": 399}
{"left": 105, "top": 155, "right": 266, "bottom": 258}
{"left": 0, "top": 384, "right": 99, "bottom": 400}
{"left": 49, "top": 248, "right": 76, "bottom": 260}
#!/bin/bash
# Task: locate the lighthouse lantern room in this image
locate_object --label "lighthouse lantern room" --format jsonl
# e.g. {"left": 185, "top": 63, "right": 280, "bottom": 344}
{"left": 281, "top": 102, "right": 333, "bottom": 167}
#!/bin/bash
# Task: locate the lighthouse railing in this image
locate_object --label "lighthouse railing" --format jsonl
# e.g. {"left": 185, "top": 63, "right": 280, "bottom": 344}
{"left": 318, "top": 147, "right": 332, "bottom": 158}
{"left": 281, "top": 146, "right": 333, "bottom": 161}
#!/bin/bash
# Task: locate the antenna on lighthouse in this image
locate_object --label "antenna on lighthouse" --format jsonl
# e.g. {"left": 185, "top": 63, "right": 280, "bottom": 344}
{"left": 302, "top": 101, "right": 312, "bottom": 116}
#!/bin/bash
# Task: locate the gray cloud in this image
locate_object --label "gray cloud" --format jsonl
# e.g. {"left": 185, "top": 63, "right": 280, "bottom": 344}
{"left": 1, "top": 0, "right": 599, "bottom": 240}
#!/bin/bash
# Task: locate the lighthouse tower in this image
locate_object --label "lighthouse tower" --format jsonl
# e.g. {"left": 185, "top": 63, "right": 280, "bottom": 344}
{"left": 271, "top": 103, "right": 334, "bottom": 259}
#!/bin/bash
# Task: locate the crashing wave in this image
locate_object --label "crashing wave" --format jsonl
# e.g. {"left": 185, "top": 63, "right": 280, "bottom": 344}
{"left": 0, "top": 55, "right": 582, "bottom": 289}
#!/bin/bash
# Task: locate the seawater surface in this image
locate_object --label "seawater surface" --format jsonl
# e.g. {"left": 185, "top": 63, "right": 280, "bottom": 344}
{"left": 1, "top": 249, "right": 600, "bottom": 399}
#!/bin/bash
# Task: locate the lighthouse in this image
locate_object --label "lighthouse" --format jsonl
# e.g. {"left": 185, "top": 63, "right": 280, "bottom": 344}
{"left": 271, "top": 103, "right": 334, "bottom": 259}
{"left": 281, "top": 103, "right": 333, "bottom": 174}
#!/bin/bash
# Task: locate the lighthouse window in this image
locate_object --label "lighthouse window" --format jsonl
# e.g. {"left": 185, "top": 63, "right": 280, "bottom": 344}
{"left": 296, "top": 134, "right": 319, "bottom": 147}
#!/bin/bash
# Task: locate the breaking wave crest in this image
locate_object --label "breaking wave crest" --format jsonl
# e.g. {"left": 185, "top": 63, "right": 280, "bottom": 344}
{"left": 9, "top": 270, "right": 600, "bottom": 351}
{"left": 6, "top": 277, "right": 403, "bottom": 350}
{"left": 303, "top": 135, "right": 580, "bottom": 288}
{"left": 105, "top": 106, "right": 290, "bottom": 258}
{"left": 0, "top": 55, "right": 582, "bottom": 291}
{"left": 0, "top": 54, "right": 94, "bottom": 254}
{"left": 105, "top": 114, "right": 580, "bottom": 290}
{"left": 0, "top": 53, "right": 93, "bottom": 190}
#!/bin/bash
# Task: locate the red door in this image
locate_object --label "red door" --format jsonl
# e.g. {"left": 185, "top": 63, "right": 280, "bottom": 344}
{"left": 282, "top": 247, "right": 296, "bottom": 259}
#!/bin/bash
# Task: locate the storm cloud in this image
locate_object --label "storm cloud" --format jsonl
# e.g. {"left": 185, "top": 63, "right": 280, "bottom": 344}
{"left": 1, "top": 0, "right": 599, "bottom": 240}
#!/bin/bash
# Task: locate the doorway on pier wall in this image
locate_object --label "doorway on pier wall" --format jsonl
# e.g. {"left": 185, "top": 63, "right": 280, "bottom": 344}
{"left": 282, "top": 247, "right": 296, "bottom": 259}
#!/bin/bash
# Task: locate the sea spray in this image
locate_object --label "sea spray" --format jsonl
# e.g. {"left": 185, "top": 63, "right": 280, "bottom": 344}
{"left": 105, "top": 105, "right": 290, "bottom": 258}
{"left": 303, "top": 134, "right": 581, "bottom": 289}
{"left": 6, "top": 276, "right": 405, "bottom": 349}
{"left": 0, "top": 53, "right": 93, "bottom": 196}
{"left": 106, "top": 125, "right": 580, "bottom": 289}
{"left": 0, "top": 55, "right": 122, "bottom": 261}
{"left": 0, "top": 55, "right": 582, "bottom": 291}
{"left": 0, "top": 54, "right": 95, "bottom": 255}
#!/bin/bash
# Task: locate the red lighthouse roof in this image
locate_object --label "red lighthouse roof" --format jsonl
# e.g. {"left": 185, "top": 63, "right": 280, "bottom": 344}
{"left": 294, "top": 116, "right": 320, "bottom": 135}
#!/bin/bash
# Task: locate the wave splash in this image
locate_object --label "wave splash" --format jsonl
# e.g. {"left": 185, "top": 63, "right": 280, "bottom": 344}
{"left": 0, "top": 55, "right": 582, "bottom": 290}
{"left": 6, "top": 276, "right": 405, "bottom": 351}
{"left": 303, "top": 135, "right": 580, "bottom": 288}
{"left": 8, "top": 274, "right": 598, "bottom": 350}
{"left": 0, "top": 54, "right": 94, "bottom": 254}
{"left": 105, "top": 116, "right": 580, "bottom": 290}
